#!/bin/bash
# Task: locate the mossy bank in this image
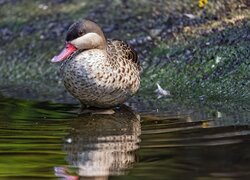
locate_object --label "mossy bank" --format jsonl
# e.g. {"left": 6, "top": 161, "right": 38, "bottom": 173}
{"left": 0, "top": 0, "right": 249, "bottom": 105}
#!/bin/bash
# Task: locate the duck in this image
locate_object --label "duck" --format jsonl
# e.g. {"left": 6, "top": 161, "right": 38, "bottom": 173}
{"left": 51, "top": 20, "right": 141, "bottom": 111}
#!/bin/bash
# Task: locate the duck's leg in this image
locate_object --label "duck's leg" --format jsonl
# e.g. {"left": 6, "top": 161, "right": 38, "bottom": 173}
{"left": 79, "top": 108, "right": 115, "bottom": 115}
{"left": 91, "top": 108, "right": 115, "bottom": 115}
{"left": 79, "top": 103, "right": 115, "bottom": 115}
{"left": 78, "top": 103, "right": 92, "bottom": 114}
{"left": 78, "top": 102, "right": 90, "bottom": 114}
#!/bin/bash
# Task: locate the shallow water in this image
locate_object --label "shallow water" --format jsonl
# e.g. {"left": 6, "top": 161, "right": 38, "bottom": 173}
{"left": 0, "top": 96, "right": 250, "bottom": 179}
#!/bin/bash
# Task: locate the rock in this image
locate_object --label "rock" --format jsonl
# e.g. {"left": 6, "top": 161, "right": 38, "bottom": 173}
{"left": 149, "top": 28, "right": 162, "bottom": 38}
{"left": 20, "top": 25, "right": 35, "bottom": 36}
{"left": 0, "top": 27, "right": 12, "bottom": 40}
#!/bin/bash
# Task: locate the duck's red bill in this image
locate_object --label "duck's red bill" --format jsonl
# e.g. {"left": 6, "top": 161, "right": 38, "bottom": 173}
{"left": 51, "top": 43, "right": 77, "bottom": 63}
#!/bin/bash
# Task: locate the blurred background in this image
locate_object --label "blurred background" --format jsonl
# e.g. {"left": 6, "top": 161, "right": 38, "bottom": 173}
{"left": 0, "top": 1, "right": 250, "bottom": 179}
{"left": 0, "top": 0, "right": 249, "bottom": 104}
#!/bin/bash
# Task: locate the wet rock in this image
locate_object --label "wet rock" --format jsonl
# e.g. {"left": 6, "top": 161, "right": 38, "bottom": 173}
{"left": 20, "top": 25, "right": 35, "bottom": 36}
{"left": 103, "top": 24, "right": 118, "bottom": 33}
{"left": 0, "top": 48, "right": 5, "bottom": 55}
{"left": 149, "top": 28, "right": 162, "bottom": 38}
{"left": 0, "top": 0, "right": 6, "bottom": 5}
{"left": 199, "top": 95, "right": 206, "bottom": 101}
{"left": 129, "top": 36, "right": 152, "bottom": 46}
{"left": 38, "top": 4, "right": 48, "bottom": 10}
{"left": 45, "top": 21, "right": 71, "bottom": 39}
{"left": 0, "top": 27, "right": 12, "bottom": 40}
{"left": 50, "top": 0, "right": 69, "bottom": 4}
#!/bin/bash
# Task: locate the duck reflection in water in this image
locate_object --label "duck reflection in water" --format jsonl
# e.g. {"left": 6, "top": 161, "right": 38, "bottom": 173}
{"left": 55, "top": 105, "right": 141, "bottom": 179}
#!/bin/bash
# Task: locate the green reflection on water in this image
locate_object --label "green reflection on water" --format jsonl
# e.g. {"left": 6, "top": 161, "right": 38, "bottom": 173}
{"left": 0, "top": 96, "right": 74, "bottom": 179}
{"left": 0, "top": 95, "right": 250, "bottom": 179}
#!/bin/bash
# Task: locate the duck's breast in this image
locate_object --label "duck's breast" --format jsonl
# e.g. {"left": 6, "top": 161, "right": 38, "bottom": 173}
{"left": 61, "top": 49, "right": 139, "bottom": 107}
{"left": 61, "top": 50, "right": 107, "bottom": 99}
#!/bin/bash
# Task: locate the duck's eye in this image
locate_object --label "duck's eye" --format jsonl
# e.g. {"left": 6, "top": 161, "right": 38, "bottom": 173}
{"left": 78, "top": 30, "right": 84, "bottom": 36}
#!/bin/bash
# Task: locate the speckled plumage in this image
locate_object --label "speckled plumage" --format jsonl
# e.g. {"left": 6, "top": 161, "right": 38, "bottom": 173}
{"left": 60, "top": 31, "right": 140, "bottom": 108}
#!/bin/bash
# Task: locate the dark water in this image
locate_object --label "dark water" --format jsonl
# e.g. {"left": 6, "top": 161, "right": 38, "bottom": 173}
{"left": 0, "top": 96, "right": 250, "bottom": 179}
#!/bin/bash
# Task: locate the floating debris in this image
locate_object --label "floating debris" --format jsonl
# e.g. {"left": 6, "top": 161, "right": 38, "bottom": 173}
{"left": 155, "top": 83, "right": 171, "bottom": 99}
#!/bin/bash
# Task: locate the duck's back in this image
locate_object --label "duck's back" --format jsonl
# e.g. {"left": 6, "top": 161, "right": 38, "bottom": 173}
{"left": 107, "top": 40, "right": 140, "bottom": 71}
{"left": 62, "top": 40, "right": 140, "bottom": 108}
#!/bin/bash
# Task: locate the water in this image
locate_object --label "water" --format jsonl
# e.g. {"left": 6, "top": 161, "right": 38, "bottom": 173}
{"left": 0, "top": 96, "right": 250, "bottom": 179}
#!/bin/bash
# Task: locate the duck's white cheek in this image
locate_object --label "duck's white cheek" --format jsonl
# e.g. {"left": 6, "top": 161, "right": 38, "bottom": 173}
{"left": 70, "top": 33, "right": 103, "bottom": 49}
{"left": 70, "top": 36, "right": 85, "bottom": 49}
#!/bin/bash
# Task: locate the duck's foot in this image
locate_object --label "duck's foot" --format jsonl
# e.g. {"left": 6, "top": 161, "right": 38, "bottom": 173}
{"left": 78, "top": 105, "right": 115, "bottom": 115}
{"left": 92, "top": 109, "right": 115, "bottom": 115}
{"left": 79, "top": 109, "right": 115, "bottom": 115}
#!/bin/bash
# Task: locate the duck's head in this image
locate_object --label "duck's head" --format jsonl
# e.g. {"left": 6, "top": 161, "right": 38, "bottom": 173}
{"left": 51, "top": 20, "right": 106, "bottom": 63}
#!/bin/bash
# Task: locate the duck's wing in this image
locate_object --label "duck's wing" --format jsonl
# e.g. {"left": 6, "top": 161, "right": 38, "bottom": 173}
{"left": 107, "top": 39, "right": 141, "bottom": 71}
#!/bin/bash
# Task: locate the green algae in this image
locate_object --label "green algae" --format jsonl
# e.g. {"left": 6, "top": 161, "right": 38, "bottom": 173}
{"left": 0, "top": 0, "right": 249, "bottom": 104}
{"left": 141, "top": 17, "right": 250, "bottom": 103}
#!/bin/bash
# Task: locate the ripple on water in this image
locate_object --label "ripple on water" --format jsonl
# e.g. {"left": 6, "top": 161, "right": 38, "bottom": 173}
{"left": 0, "top": 96, "right": 250, "bottom": 179}
{"left": 135, "top": 110, "right": 250, "bottom": 179}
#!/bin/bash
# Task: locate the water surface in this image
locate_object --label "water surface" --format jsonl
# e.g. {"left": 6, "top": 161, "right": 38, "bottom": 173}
{"left": 0, "top": 96, "right": 250, "bottom": 179}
